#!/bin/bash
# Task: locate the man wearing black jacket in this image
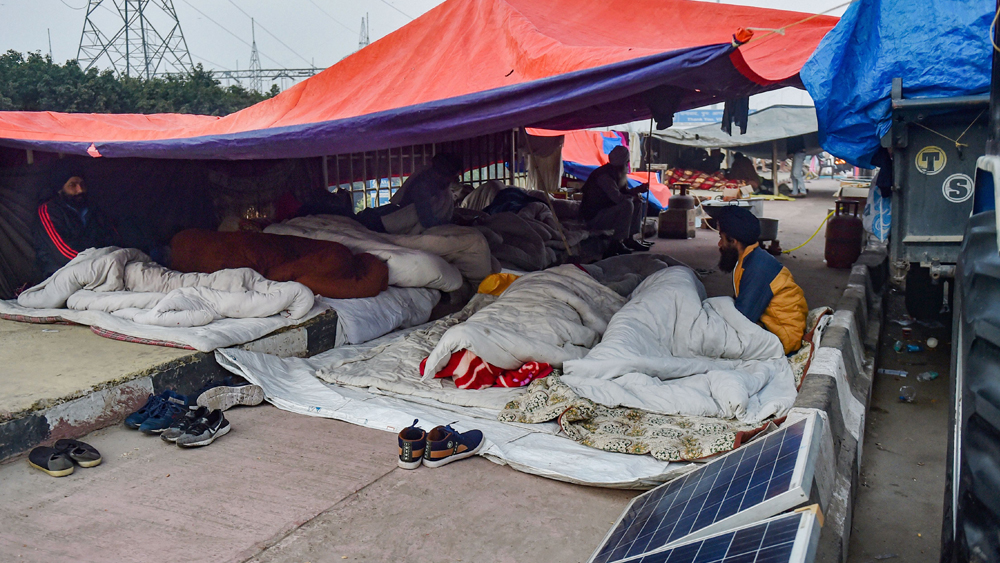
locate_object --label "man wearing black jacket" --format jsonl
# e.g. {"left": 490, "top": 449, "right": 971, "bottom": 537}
{"left": 33, "top": 173, "right": 120, "bottom": 279}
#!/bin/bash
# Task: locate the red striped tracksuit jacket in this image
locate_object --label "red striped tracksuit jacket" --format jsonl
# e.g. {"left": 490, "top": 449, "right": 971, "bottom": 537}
{"left": 32, "top": 194, "right": 120, "bottom": 279}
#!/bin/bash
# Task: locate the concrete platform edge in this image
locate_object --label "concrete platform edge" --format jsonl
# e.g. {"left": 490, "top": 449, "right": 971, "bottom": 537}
{"left": 0, "top": 311, "right": 338, "bottom": 462}
{"left": 794, "top": 243, "right": 887, "bottom": 563}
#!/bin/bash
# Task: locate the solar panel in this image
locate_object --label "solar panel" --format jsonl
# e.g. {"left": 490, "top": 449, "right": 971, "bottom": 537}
{"left": 623, "top": 508, "right": 822, "bottom": 563}
{"left": 589, "top": 412, "right": 822, "bottom": 563}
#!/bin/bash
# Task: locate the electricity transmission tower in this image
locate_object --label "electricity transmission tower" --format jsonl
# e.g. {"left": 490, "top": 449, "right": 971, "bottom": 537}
{"left": 358, "top": 14, "right": 370, "bottom": 50}
{"left": 248, "top": 19, "right": 262, "bottom": 93}
{"left": 77, "top": 0, "right": 194, "bottom": 79}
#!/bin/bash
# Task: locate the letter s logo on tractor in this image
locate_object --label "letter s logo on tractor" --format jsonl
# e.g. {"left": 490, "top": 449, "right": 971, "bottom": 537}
{"left": 915, "top": 146, "right": 947, "bottom": 175}
{"left": 942, "top": 173, "right": 974, "bottom": 203}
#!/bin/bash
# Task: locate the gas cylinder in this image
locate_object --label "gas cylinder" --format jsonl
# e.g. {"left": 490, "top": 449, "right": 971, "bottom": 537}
{"left": 825, "top": 200, "right": 864, "bottom": 268}
{"left": 667, "top": 183, "right": 696, "bottom": 210}
{"left": 659, "top": 183, "right": 697, "bottom": 239}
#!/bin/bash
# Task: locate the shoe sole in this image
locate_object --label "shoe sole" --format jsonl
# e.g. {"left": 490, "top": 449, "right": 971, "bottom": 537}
{"left": 177, "top": 423, "right": 231, "bottom": 448}
{"left": 422, "top": 440, "right": 485, "bottom": 468}
{"left": 397, "top": 458, "right": 422, "bottom": 470}
{"left": 74, "top": 458, "right": 102, "bottom": 468}
{"left": 197, "top": 386, "right": 264, "bottom": 412}
{"left": 29, "top": 461, "right": 74, "bottom": 477}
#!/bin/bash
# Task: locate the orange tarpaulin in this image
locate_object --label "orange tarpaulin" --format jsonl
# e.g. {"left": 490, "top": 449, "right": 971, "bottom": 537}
{"left": 0, "top": 0, "right": 836, "bottom": 160}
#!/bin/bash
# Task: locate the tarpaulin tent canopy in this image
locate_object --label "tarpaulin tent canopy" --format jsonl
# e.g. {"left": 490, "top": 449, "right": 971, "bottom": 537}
{"left": 653, "top": 105, "right": 819, "bottom": 158}
{"left": 800, "top": 0, "right": 993, "bottom": 167}
{"left": 0, "top": 0, "right": 837, "bottom": 160}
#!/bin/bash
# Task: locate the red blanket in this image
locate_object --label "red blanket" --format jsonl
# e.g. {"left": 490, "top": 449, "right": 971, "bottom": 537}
{"left": 419, "top": 350, "right": 553, "bottom": 390}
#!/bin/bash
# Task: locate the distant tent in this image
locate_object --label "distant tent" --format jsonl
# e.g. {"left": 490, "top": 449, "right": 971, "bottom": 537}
{"left": 0, "top": 0, "right": 836, "bottom": 160}
{"left": 654, "top": 105, "right": 820, "bottom": 158}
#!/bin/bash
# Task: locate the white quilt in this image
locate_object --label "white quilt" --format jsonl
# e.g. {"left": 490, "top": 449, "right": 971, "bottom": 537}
{"left": 17, "top": 247, "right": 315, "bottom": 327}
{"left": 561, "top": 267, "right": 797, "bottom": 424}
{"left": 320, "top": 286, "right": 440, "bottom": 346}
{"left": 422, "top": 264, "right": 627, "bottom": 377}
{"left": 265, "top": 215, "right": 494, "bottom": 290}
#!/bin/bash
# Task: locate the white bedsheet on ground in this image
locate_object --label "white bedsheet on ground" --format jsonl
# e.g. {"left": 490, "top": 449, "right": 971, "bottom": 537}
{"left": 422, "top": 264, "right": 627, "bottom": 377}
{"left": 561, "top": 267, "right": 797, "bottom": 424}
{"left": 215, "top": 344, "right": 689, "bottom": 488}
{"left": 320, "top": 286, "right": 440, "bottom": 346}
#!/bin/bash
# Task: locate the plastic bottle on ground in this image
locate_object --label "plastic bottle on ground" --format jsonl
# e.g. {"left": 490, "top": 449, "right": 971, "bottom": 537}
{"left": 899, "top": 386, "right": 917, "bottom": 403}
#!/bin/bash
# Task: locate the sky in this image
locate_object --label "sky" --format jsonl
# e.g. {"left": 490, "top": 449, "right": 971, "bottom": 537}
{"left": 0, "top": 0, "right": 849, "bottom": 107}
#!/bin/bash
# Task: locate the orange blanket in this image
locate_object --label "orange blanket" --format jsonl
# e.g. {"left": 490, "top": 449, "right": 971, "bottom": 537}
{"left": 170, "top": 229, "right": 388, "bottom": 299}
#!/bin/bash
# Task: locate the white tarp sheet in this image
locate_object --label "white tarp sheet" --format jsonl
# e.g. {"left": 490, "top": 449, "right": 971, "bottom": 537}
{"left": 215, "top": 343, "right": 691, "bottom": 488}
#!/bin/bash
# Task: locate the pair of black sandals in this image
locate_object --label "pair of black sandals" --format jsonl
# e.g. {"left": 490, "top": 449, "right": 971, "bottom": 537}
{"left": 28, "top": 439, "right": 102, "bottom": 477}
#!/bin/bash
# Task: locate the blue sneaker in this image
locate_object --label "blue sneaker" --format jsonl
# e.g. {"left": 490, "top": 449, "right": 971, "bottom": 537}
{"left": 138, "top": 391, "right": 190, "bottom": 434}
{"left": 422, "top": 424, "right": 484, "bottom": 468}
{"left": 125, "top": 393, "right": 166, "bottom": 429}
{"left": 397, "top": 419, "right": 426, "bottom": 470}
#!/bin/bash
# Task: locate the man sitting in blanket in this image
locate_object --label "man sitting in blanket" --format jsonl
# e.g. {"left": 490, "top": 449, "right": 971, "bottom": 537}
{"left": 356, "top": 153, "right": 464, "bottom": 235}
{"left": 33, "top": 172, "right": 121, "bottom": 279}
{"left": 579, "top": 145, "right": 651, "bottom": 257}
{"left": 716, "top": 206, "right": 807, "bottom": 354}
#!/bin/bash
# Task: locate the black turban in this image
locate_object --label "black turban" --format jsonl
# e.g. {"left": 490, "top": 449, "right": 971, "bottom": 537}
{"left": 716, "top": 205, "right": 760, "bottom": 246}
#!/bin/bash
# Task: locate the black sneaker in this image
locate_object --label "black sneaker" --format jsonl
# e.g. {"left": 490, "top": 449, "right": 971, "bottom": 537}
{"left": 624, "top": 238, "right": 651, "bottom": 252}
{"left": 176, "top": 409, "right": 231, "bottom": 448}
{"left": 161, "top": 406, "right": 211, "bottom": 443}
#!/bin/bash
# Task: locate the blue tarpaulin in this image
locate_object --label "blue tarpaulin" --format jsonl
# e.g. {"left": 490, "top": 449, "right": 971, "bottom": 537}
{"left": 800, "top": 0, "right": 993, "bottom": 167}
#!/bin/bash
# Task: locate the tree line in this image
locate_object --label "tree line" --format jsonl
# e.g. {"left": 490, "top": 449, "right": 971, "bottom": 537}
{"left": 0, "top": 50, "right": 279, "bottom": 116}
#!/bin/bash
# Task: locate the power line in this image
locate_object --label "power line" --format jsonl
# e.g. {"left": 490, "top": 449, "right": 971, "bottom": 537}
{"left": 226, "top": 0, "right": 313, "bottom": 67}
{"left": 379, "top": 0, "right": 412, "bottom": 20}
{"left": 305, "top": 0, "right": 355, "bottom": 33}
{"left": 177, "top": 0, "right": 284, "bottom": 68}
{"left": 59, "top": 0, "right": 85, "bottom": 10}
{"left": 190, "top": 52, "right": 226, "bottom": 71}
